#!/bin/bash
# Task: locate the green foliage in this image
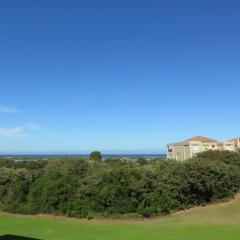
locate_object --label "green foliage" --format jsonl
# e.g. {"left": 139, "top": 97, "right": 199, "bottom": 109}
{"left": 94, "top": 166, "right": 147, "bottom": 214}
{"left": 28, "top": 157, "right": 89, "bottom": 213}
{"left": 0, "top": 159, "right": 48, "bottom": 169}
{"left": 136, "top": 157, "right": 148, "bottom": 165}
{"left": 89, "top": 151, "right": 102, "bottom": 161}
{"left": 1, "top": 151, "right": 240, "bottom": 218}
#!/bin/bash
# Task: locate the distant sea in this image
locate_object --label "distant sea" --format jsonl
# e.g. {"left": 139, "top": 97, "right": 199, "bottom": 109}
{"left": 0, "top": 154, "right": 166, "bottom": 160}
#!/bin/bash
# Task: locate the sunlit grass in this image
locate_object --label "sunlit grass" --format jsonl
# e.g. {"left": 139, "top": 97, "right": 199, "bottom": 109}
{"left": 1, "top": 198, "right": 240, "bottom": 240}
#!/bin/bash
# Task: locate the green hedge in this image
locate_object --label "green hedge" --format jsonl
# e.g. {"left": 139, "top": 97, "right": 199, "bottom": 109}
{"left": 0, "top": 151, "right": 240, "bottom": 218}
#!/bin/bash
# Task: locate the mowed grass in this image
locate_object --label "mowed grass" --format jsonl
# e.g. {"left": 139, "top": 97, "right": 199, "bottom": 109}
{"left": 1, "top": 198, "right": 240, "bottom": 240}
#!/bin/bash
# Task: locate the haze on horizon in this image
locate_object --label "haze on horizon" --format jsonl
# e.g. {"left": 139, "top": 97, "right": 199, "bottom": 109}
{"left": 0, "top": 1, "right": 239, "bottom": 154}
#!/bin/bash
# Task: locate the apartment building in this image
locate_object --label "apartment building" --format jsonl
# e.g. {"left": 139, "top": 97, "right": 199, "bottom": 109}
{"left": 167, "top": 136, "right": 240, "bottom": 161}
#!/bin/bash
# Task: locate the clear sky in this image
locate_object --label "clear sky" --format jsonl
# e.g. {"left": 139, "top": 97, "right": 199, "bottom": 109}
{"left": 0, "top": 0, "right": 239, "bottom": 154}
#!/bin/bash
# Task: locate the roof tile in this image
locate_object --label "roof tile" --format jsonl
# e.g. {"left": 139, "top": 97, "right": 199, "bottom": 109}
{"left": 184, "top": 136, "right": 218, "bottom": 142}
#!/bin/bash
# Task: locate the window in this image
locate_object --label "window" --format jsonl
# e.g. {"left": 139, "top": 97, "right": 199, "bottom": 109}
{"left": 204, "top": 145, "right": 209, "bottom": 150}
{"left": 192, "top": 145, "right": 199, "bottom": 151}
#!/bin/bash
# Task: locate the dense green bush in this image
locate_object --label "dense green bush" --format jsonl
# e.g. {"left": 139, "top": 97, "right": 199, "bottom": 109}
{"left": 0, "top": 151, "right": 240, "bottom": 218}
{"left": 0, "top": 166, "right": 39, "bottom": 213}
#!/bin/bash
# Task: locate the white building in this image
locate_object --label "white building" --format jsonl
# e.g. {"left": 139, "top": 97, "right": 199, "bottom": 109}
{"left": 167, "top": 136, "right": 240, "bottom": 161}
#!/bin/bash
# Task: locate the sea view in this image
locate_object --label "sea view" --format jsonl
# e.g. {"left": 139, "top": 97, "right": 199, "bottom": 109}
{"left": 0, "top": 1, "right": 239, "bottom": 239}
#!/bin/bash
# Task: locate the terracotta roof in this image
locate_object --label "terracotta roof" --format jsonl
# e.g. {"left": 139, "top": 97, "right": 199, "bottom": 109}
{"left": 184, "top": 136, "right": 218, "bottom": 142}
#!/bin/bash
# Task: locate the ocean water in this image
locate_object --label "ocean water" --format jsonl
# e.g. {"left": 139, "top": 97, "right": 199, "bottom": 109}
{"left": 0, "top": 154, "right": 166, "bottom": 160}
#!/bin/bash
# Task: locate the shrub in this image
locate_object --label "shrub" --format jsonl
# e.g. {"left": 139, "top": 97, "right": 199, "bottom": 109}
{"left": 1, "top": 151, "right": 240, "bottom": 218}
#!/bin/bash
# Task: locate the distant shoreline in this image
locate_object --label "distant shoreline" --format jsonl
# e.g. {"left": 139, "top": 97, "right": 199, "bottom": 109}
{"left": 0, "top": 154, "right": 166, "bottom": 159}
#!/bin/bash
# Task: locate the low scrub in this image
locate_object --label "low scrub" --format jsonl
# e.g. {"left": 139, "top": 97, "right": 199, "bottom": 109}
{"left": 0, "top": 151, "right": 240, "bottom": 218}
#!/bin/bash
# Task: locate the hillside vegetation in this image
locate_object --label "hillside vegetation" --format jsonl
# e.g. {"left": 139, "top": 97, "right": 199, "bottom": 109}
{"left": 0, "top": 151, "right": 240, "bottom": 218}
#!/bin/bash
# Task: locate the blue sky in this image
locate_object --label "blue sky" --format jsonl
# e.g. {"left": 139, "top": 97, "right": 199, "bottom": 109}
{"left": 0, "top": 0, "right": 240, "bottom": 154}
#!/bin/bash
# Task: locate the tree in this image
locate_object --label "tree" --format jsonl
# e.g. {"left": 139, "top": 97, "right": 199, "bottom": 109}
{"left": 89, "top": 151, "right": 102, "bottom": 162}
{"left": 136, "top": 157, "right": 148, "bottom": 165}
{"left": 1, "top": 151, "right": 240, "bottom": 218}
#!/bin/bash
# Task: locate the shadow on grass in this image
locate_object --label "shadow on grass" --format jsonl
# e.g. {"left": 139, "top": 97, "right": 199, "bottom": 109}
{"left": 0, "top": 235, "right": 41, "bottom": 240}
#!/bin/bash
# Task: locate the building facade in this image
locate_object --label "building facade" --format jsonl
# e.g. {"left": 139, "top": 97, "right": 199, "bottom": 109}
{"left": 167, "top": 136, "right": 240, "bottom": 161}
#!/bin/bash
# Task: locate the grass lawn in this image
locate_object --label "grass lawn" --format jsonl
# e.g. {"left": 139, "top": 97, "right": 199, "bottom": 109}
{"left": 1, "top": 198, "right": 240, "bottom": 240}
